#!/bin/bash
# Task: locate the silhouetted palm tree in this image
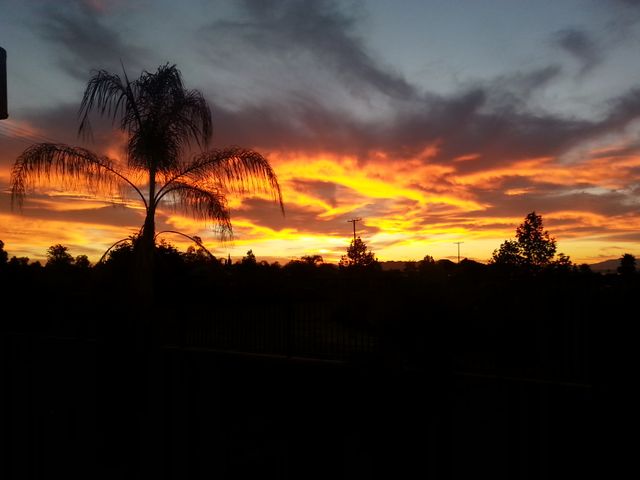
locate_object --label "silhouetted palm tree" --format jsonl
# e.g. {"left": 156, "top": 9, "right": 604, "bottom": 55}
{"left": 11, "top": 64, "right": 283, "bottom": 280}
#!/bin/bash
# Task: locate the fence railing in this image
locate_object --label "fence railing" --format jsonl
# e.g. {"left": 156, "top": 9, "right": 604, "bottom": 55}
{"left": 159, "top": 302, "right": 381, "bottom": 362}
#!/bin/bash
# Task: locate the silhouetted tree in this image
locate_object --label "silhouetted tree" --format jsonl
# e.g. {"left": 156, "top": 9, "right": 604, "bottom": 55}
{"left": 550, "top": 252, "right": 573, "bottom": 271}
{"left": 618, "top": 253, "right": 636, "bottom": 276}
{"left": 301, "top": 254, "right": 323, "bottom": 265}
{"left": 11, "top": 64, "right": 283, "bottom": 291}
{"left": 339, "top": 236, "right": 377, "bottom": 268}
{"left": 414, "top": 255, "right": 436, "bottom": 275}
{"left": 490, "top": 240, "right": 524, "bottom": 267}
{"left": 155, "top": 239, "right": 184, "bottom": 273}
{"left": 46, "top": 244, "right": 74, "bottom": 268}
{"left": 421, "top": 255, "right": 435, "bottom": 265}
{"left": 106, "top": 241, "right": 135, "bottom": 264}
{"left": 8, "top": 256, "right": 29, "bottom": 267}
{"left": 435, "top": 258, "right": 456, "bottom": 271}
{"left": 491, "top": 212, "right": 557, "bottom": 267}
{"left": 241, "top": 249, "right": 257, "bottom": 266}
{"left": 184, "top": 235, "right": 215, "bottom": 265}
{"left": 578, "top": 263, "right": 593, "bottom": 275}
{"left": 516, "top": 211, "right": 557, "bottom": 266}
{"left": 0, "top": 240, "right": 7, "bottom": 266}
{"left": 75, "top": 254, "right": 91, "bottom": 269}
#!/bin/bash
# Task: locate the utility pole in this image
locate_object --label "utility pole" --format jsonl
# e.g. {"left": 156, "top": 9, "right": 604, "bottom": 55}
{"left": 454, "top": 242, "right": 464, "bottom": 263}
{"left": 347, "top": 218, "right": 361, "bottom": 241}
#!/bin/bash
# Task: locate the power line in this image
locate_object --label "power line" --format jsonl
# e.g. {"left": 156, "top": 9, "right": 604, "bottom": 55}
{"left": 0, "top": 121, "right": 59, "bottom": 144}
{"left": 3, "top": 122, "right": 59, "bottom": 142}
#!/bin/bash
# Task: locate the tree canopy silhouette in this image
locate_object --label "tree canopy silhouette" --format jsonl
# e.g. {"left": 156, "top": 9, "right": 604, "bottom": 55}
{"left": 11, "top": 64, "right": 283, "bottom": 285}
{"left": 46, "top": 244, "right": 74, "bottom": 268}
{"left": 491, "top": 211, "right": 557, "bottom": 268}
{"left": 0, "top": 240, "right": 7, "bottom": 266}
{"left": 339, "top": 236, "right": 378, "bottom": 268}
{"left": 618, "top": 253, "right": 636, "bottom": 276}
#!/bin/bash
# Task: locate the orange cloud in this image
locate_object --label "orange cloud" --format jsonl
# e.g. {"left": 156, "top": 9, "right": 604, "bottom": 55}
{"left": 2, "top": 138, "right": 640, "bottom": 265}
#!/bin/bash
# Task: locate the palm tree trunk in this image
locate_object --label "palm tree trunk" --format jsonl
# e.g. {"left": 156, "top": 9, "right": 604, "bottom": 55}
{"left": 136, "top": 168, "right": 157, "bottom": 299}
{"left": 140, "top": 206, "right": 156, "bottom": 259}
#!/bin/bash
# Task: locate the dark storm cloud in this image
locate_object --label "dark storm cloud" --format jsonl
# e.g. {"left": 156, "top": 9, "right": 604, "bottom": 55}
{"left": 552, "top": 28, "right": 602, "bottom": 74}
{"left": 35, "top": 1, "right": 145, "bottom": 80}
{"left": 200, "top": 0, "right": 415, "bottom": 100}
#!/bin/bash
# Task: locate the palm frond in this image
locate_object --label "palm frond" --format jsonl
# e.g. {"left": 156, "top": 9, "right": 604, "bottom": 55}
{"left": 154, "top": 230, "right": 215, "bottom": 259}
{"left": 159, "top": 147, "right": 284, "bottom": 214}
{"left": 159, "top": 181, "right": 232, "bottom": 239}
{"left": 125, "top": 64, "right": 212, "bottom": 171}
{"left": 168, "top": 88, "right": 212, "bottom": 149}
{"left": 11, "top": 143, "right": 146, "bottom": 208}
{"left": 78, "top": 70, "right": 138, "bottom": 139}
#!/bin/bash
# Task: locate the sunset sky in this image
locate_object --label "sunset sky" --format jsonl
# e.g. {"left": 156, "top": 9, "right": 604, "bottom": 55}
{"left": 2, "top": 0, "right": 640, "bottom": 264}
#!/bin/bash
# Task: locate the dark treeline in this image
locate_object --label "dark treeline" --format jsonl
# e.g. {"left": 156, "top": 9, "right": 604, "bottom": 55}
{"left": 0, "top": 238, "right": 636, "bottom": 478}
{"left": 1, "top": 236, "right": 637, "bottom": 388}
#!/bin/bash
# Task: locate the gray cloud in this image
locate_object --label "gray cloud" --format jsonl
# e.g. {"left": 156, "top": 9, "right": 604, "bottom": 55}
{"left": 484, "top": 66, "right": 562, "bottom": 110}
{"left": 466, "top": 174, "right": 640, "bottom": 223}
{"left": 552, "top": 28, "right": 603, "bottom": 74}
{"left": 32, "top": 0, "right": 635, "bottom": 179}
{"left": 20, "top": 70, "right": 640, "bottom": 189}
{"left": 199, "top": 0, "right": 415, "bottom": 103}
{"left": 35, "top": 1, "right": 146, "bottom": 80}
{"left": 22, "top": 103, "right": 118, "bottom": 145}
{"left": 200, "top": 41, "right": 640, "bottom": 182}
{"left": 209, "top": 83, "right": 640, "bottom": 174}
{"left": 607, "top": 0, "right": 640, "bottom": 7}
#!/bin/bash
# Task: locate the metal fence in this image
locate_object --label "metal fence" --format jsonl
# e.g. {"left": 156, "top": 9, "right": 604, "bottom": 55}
{"left": 159, "top": 302, "right": 380, "bottom": 362}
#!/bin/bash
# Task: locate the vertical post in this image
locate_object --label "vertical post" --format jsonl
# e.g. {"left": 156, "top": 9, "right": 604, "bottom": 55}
{"left": 1, "top": 47, "right": 7, "bottom": 120}
{"left": 347, "top": 218, "right": 362, "bottom": 241}
{"left": 454, "top": 242, "right": 464, "bottom": 263}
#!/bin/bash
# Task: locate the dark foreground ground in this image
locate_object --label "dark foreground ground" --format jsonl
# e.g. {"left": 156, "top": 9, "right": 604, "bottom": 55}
{"left": 0, "top": 313, "right": 629, "bottom": 479}
{"left": 0, "top": 262, "right": 635, "bottom": 478}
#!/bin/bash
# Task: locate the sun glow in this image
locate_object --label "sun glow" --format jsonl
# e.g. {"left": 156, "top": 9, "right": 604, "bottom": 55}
{"left": 2, "top": 143, "right": 640, "bottom": 264}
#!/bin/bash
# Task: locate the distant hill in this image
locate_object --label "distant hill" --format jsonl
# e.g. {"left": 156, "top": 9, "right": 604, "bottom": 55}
{"left": 588, "top": 258, "right": 621, "bottom": 273}
{"left": 380, "top": 259, "right": 469, "bottom": 271}
{"left": 380, "top": 258, "right": 630, "bottom": 274}
{"left": 380, "top": 261, "right": 409, "bottom": 271}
